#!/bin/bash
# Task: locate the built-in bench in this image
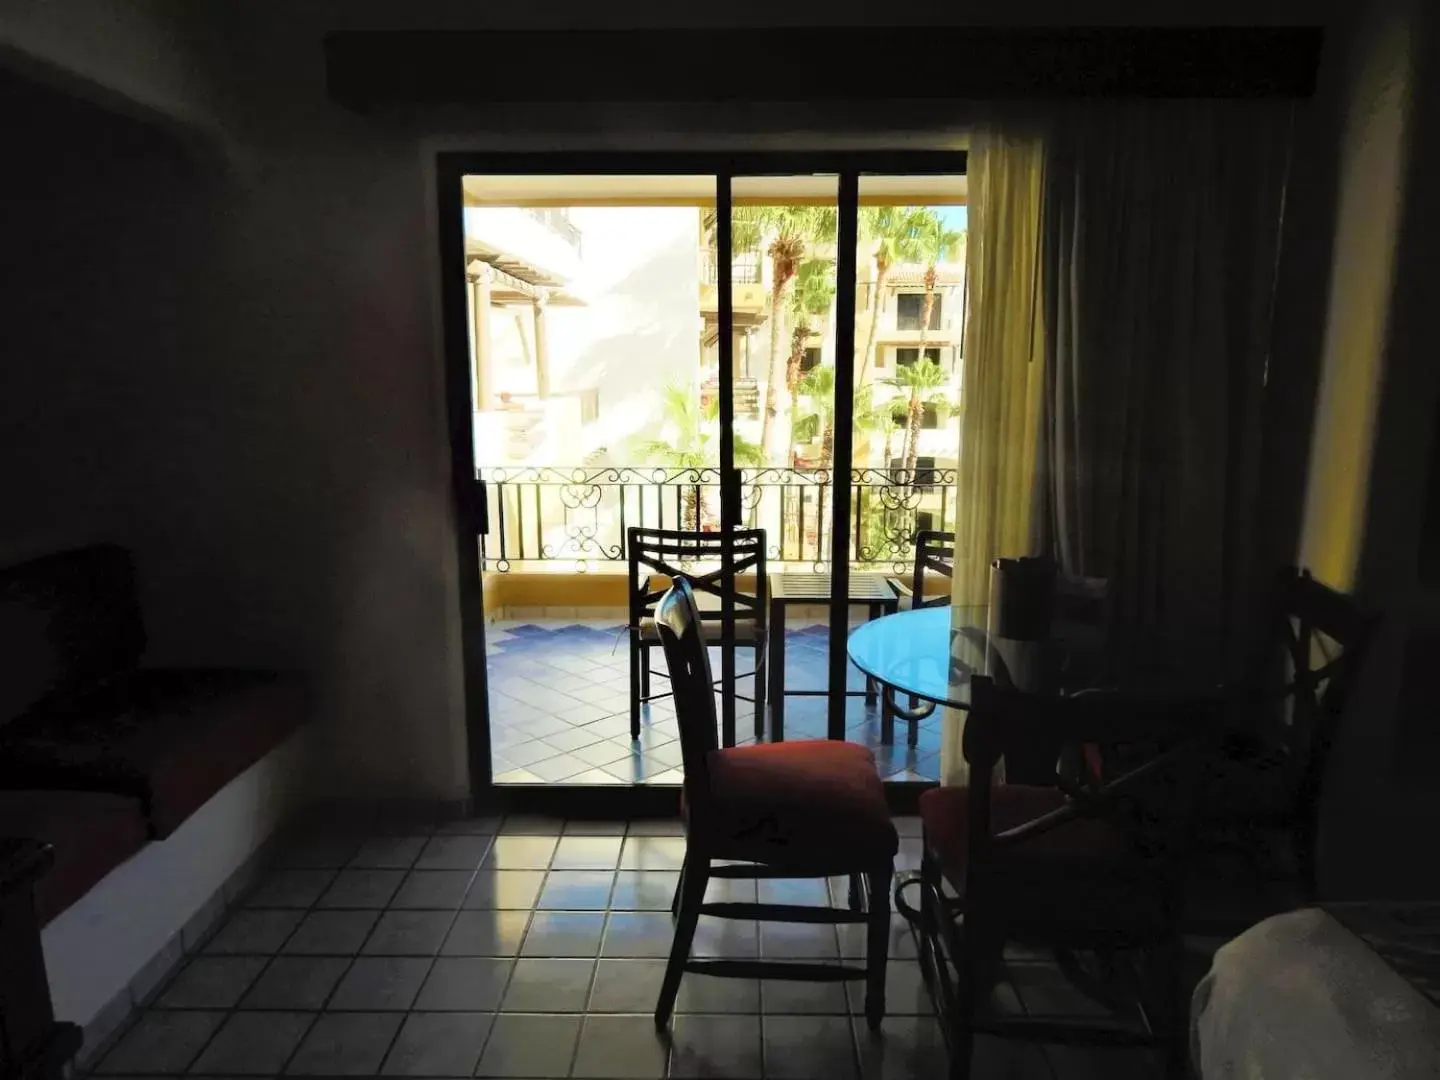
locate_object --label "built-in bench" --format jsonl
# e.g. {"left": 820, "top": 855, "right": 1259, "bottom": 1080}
{"left": 0, "top": 545, "right": 312, "bottom": 1067}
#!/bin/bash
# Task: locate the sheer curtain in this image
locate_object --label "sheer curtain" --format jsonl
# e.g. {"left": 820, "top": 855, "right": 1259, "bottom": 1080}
{"left": 943, "top": 127, "right": 1048, "bottom": 784}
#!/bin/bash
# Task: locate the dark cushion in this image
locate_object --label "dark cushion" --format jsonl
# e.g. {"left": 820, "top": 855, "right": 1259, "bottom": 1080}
{"left": 692, "top": 740, "right": 897, "bottom": 866}
{"left": 1203, "top": 751, "right": 1296, "bottom": 821}
{"left": 0, "top": 599, "right": 62, "bottom": 729}
{"left": 920, "top": 784, "right": 1171, "bottom": 939}
{"left": 0, "top": 669, "right": 309, "bottom": 837}
{"left": 920, "top": 784, "right": 1129, "bottom": 889}
{"left": 0, "top": 788, "right": 148, "bottom": 924}
{"left": 0, "top": 546, "right": 145, "bottom": 727}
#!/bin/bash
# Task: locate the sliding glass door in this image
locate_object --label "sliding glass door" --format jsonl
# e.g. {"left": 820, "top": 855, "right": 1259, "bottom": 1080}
{"left": 439, "top": 155, "right": 966, "bottom": 807}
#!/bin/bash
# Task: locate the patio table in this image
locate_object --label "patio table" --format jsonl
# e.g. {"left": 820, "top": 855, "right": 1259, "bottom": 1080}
{"left": 765, "top": 572, "right": 898, "bottom": 742}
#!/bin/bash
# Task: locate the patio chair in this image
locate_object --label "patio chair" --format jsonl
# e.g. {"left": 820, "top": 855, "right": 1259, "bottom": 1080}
{"left": 900, "top": 676, "right": 1223, "bottom": 1079}
{"left": 882, "top": 530, "right": 954, "bottom": 747}
{"left": 650, "top": 578, "right": 897, "bottom": 1031}
{"left": 889, "top": 529, "right": 955, "bottom": 612}
{"left": 627, "top": 527, "right": 766, "bottom": 742}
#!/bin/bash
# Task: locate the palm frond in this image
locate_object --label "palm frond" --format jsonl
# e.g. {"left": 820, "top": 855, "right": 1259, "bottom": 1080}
{"left": 792, "top": 414, "right": 821, "bottom": 444}
{"left": 798, "top": 364, "right": 836, "bottom": 400}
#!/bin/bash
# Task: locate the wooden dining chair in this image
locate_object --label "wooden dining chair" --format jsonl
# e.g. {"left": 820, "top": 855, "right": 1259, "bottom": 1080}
{"left": 900, "top": 676, "right": 1223, "bottom": 1079}
{"left": 1199, "top": 566, "right": 1377, "bottom": 902}
{"left": 627, "top": 527, "right": 766, "bottom": 741}
{"left": 651, "top": 578, "right": 898, "bottom": 1031}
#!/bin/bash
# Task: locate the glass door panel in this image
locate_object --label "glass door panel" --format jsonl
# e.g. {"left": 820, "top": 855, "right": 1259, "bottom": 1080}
{"left": 844, "top": 173, "right": 969, "bottom": 782}
{"left": 464, "top": 172, "right": 719, "bottom": 790}
{"left": 724, "top": 175, "right": 846, "bottom": 748}
{"left": 453, "top": 163, "right": 967, "bottom": 802}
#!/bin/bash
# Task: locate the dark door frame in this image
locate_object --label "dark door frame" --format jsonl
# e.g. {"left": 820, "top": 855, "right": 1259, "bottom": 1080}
{"left": 436, "top": 151, "right": 967, "bottom": 815}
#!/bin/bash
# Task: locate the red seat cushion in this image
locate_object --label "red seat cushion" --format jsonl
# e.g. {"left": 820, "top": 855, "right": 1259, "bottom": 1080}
{"left": 0, "top": 788, "right": 148, "bottom": 924}
{"left": 919, "top": 784, "right": 1129, "bottom": 891}
{"left": 693, "top": 740, "right": 898, "bottom": 866}
{"left": 920, "top": 784, "right": 1172, "bottom": 939}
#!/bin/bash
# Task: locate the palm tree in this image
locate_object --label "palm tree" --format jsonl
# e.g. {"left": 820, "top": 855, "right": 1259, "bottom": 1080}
{"left": 848, "top": 383, "right": 904, "bottom": 469}
{"left": 856, "top": 206, "right": 928, "bottom": 385}
{"left": 784, "top": 258, "right": 836, "bottom": 463}
{"left": 886, "top": 358, "right": 953, "bottom": 482}
{"left": 754, "top": 206, "right": 836, "bottom": 463}
{"left": 911, "top": 213, "right": 964, "bottom": 376}
{"left": 792, "top": 364, "right": 837, "bottom": 467}
{"left": 634, "top": 382, "right": 762, "bottom": 527}
{"left": 793, "top": 375, "right": 914, "bottom": 475}
{"left": 848, "top": 384, "right": 910, "bottom": 561}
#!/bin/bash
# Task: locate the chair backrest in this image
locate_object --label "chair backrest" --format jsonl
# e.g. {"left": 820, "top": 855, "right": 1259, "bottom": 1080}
{"left": 1251, "top": 567, "right": 1377, "bottom": 849}
{"left": 962, "top": 675, "right": 1222, "bottom": 916}
{"left": 654, "top": 579, "right": 717, "bottom": 807}
{"left": 628, "top": 527, "right": 766, "bottom": 631}
{"left": 908, "top": 530, "right": 955, "bottom": 609}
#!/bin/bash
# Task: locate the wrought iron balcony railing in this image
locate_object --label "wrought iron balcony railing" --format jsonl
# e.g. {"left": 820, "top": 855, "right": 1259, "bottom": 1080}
{"left": 476, "top": 465, "right": 958, "bottom": 574}
{"left": 701, "top": 253, "right": 763, "bottom": 286}
{"left": 524, "top": 207, "right": 582, "bottom": 253}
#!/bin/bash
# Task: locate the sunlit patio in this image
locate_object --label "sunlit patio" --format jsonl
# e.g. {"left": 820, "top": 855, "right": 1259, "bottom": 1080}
{"left": 485, "top": 616, "right": 943, "bottom": 787}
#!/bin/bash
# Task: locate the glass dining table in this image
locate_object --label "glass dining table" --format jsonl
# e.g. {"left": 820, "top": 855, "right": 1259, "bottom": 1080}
{"left": 847, "top": 604, "right": 1100, "bottom": 783}
{"left": 847, "top": 604, "right": 1066, "bottom": 710}
{"left": 848, "top": 603, "right": 1223, "bottom": 783}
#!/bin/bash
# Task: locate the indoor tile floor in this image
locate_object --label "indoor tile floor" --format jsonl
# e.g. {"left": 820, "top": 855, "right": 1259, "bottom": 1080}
{"left": 91, "top": 815, "right": 1170, "bottom": 1080}
{"left": 485, "top": 621, "right": 943, "bottom": 786}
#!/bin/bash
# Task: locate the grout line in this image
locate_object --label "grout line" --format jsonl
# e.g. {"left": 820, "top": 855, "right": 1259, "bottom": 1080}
{"left": 144, "top": 834, "right": 365, "bottom": 1074}
{"left": 103, "top": 819, "right": 946, "bottom": 1078}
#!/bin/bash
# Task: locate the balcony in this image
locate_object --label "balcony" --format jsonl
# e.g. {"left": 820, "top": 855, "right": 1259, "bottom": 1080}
{"left": 699, "top": 376, "right": 760, "bottom": 420}
{"left": 702, "top": 251, "right": 763, "bottom": 285}
{"left": 477, "top": 465, "right": 955, "bottom": 787}
{"left": 524, "top": 206, "right": 583, "bottom": 254}
{"left": 477, "top": 465, "right": 958, "bottom": 574}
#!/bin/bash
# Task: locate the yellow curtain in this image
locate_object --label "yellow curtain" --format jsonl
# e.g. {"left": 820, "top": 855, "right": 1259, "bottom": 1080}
{"left": 942, "top": 127, "right": 1048, "bottom": 785}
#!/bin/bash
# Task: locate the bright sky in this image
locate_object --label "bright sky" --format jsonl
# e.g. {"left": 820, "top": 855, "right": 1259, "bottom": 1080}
{"left": 935, "top": 205, "right": 968, "bottom": 232}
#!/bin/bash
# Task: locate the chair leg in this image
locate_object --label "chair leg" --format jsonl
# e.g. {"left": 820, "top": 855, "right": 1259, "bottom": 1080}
{"left": 629, "top": 635, "right": 642, "bottom": 741}
{"left": 864, "top": 863, "right": 892, "bottom": 1030}
{"left": 881, "top": 689, "right": 895, "bottom": 746}
{"left": 641, "top": 647, "right": 652, "bottom": 698}
{"left": 949, "top": 1028, "right": 973, "bottom": 1080}
{"left": 670, "top": 865, "right": 685, "bottom": 917}
{"left": 908, "top": 711, "right": 920, "bottom": 748}
{"left": 753, "top": 645, "right": 767, "bottom": 741}
{"left": 949, "top": 926, "right": 1003, "bottom": 1080}
{"left": 1151, "top": 935, "right": 1188, "bottom": 1080}
{"left": 655, "top": 851, "right": 709, "bottom": 1030}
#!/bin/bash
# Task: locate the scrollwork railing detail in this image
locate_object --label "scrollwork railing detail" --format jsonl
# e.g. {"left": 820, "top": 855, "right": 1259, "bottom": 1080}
{"left": 477, "top": 465, "right": 957, "bottom": 575}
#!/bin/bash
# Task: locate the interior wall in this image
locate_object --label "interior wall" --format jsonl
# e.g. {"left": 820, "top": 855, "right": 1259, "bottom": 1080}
{"left": 0, "top": 69, "right": 202, "bottom": 588}
{"left": 1297, "top": 0, "right": 1440, "bottom": 898}
{"left": 1296, "top": 7, "right": 1412, "bottom": 593}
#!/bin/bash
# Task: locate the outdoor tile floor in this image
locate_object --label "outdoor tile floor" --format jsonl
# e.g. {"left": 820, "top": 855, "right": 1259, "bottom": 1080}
{"left": 93, "top": 814, "right": 1182, "bottom": 1079}
{"left": 485, "top": 620, "right": 943, "bottom": 786}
